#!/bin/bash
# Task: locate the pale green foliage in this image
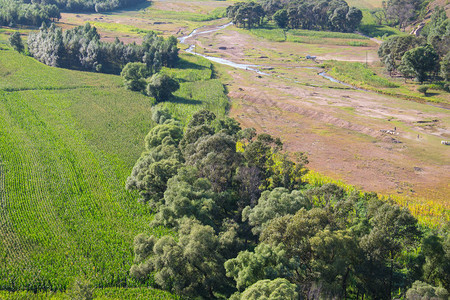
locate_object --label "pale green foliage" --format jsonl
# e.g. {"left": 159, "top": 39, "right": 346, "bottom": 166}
{"left": 225, "top": 243, "right": 294, "bottom": 291}
{"left": 152, "top": 167, "right": 217, "bottom": 228}
{"left": 121, "top": 62, "right": 150, "bottom": 92}
{"left": 130, "top": 219, "right": 227, "bottom": 298}
{"left": 242, "top": 187, "right": 309, "bottom": 235}
{"left": 406, "top": 281, "right": 449, "bottom": 300}
{"left": 230, "top": 278, "right": 298, "bottom": 300}
{"left": 126, "top": 120, "right": 183, "bottom": 205}
{"left": 147, "top": 73, "right": 180, "bottom": 103}
{"left": 152, "top": 107, "right": 173, "bottom": 124}
{"left": 66, "top": 277, "right": 94, "bottom": 300}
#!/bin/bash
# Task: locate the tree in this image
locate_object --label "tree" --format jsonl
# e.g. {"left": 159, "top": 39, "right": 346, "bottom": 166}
{"left": 225, "top": 243, "right": 295, "bottom": 291}
{"left": 346, "top": 7, "right": 363, "bottom": 32}
{"left": 125, "top": 121, "right": 184, "bottom": 206}
{"left": 242, "top": 187, "right": 309, "bottom": 235}
{"left": 385, "top": 0, "right": 416, "bottom": 31}
{"left": 66, "top": 277, "right": 94, "bottom": 300}
{"left": 151, "top": 167, "right": 219, "bottom": 229}
{"left": 378, "top": 35, "right": 424, "bottom": 73}
{"left": 441, "top": 52, "right": 450, "bottom": 82}
{"left": 130, "top": 219, "right": 230, "bottom": 298}
{"left": 146, "top": 73, "right": 180, "bottom": 102}
{"left": 8, "top": 32, "right": 24, "bottom": 53}
{"left": 406, "top": 281, "right": 448, "bottom": 300}
{"left": 230, "top": 278, "right": 298, "bottom": 300}
{"left": 399, "top": 45, "right": 439, "bottom": 83}
{"left": 120, "top": 62, "right": 150, "bottom": 92}
{"left": 273, "top": 9, "right": 288, "bottom": 29}
{"left": 359, "top": 202, "right": 420, "bottom": 299}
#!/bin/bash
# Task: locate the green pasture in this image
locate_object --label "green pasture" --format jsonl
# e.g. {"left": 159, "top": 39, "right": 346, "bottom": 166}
{"left": 0, "top": 44, "right": 227, "bottom": 292}
{"left": 324, "top": 61, "right": 449, "bottom": 104}
{"left": 247, "top": 26, "right": 372, "bottom": 47}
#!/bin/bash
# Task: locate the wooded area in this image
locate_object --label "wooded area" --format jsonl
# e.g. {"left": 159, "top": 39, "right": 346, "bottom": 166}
{"left": 127, "top": 109, "right": 450, "bottom": 300}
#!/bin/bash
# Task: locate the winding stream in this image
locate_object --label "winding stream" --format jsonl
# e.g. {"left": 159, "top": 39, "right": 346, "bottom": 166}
{"left": 178, "top": 22, "right": 362, "bottom": 89}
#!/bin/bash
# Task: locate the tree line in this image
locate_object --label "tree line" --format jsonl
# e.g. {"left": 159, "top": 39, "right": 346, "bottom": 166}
{"left": 127, "top": 108, "right": 449, "bottom": 299}
{"left": 378, "top": 7, "right": 449, "bottom": 85}
{"left": 31, "top": 0, "right": 146, "bottom": 13}
{"left": 227, "top": 0, "right": 363, "bottom": 33}
{"left": 0, "top": 0, "right": 60, "bottom": 27}
{"left": 25, "top": 23, "right": 178, "bottom": 74}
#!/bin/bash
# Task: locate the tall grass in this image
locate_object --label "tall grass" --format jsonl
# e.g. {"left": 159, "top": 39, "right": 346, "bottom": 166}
{"left": 303, "top": 170, "right": 449, "bottom": 227}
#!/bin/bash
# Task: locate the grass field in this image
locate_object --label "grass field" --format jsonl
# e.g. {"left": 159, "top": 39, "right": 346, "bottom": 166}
{"left": 324, "top": 60, "right": 450, "bottom": 104}
{"left": 0, "top": 39, "right": 227, "bottom": 293}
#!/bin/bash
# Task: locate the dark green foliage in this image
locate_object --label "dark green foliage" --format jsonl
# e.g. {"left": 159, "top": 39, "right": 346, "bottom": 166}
{"left": 30, "top": 0, "right": 145, "bottom": 12}
{"left": 225, "top": 243, "right": 295, "bottom": 291}
{"left": 420, "top": 7, "right": 450, "bottom": 58}
{"left": 152, "top": 167, "right": 219, "bottom": 229}
{"left": 28, "top": 23, "right": 178, "bottom": 74}
{"left": 125, "top": 118, "right": 184, "bottom": 206}
{"left": 399, "top": 45, "right": 439, "bottom": 83}
{"left": 121, "top": 62, "right": 151, "bottom": 92}
{"left": 235, "top": 0, "right": 363, "bottom": 32}
{"left": 8, "top": 32, "right": 24, "bottom": 53}
{"left": 0, "top": 0, "right": 60, "bottom": 27}
{"left": 147, "top": 73, "right": 180, "bottom": 103}
{"left": 418, "top": 85, "right": 429, "bottom": 95}
{"left": 272, "top": 9, "right": 288, "bottom": 29}
{"left": 227, "top": 2, "right": 265, "bottom": 29}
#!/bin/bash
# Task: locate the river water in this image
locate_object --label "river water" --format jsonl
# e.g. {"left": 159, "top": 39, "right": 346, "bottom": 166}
{"left": 178, "top": 23, "right": 364, "bottom": 90}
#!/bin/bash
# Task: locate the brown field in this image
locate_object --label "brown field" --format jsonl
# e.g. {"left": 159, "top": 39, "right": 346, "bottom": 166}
{"left": 57, "top": 0, "right": 449, "bottom": 222}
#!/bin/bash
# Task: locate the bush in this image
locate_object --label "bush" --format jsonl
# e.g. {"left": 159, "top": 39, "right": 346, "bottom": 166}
{"left": 418, "top": 85, "right": 429, "bottom": 95}
{"left": 147, "top": 73, "right": 180, "bottom": 103}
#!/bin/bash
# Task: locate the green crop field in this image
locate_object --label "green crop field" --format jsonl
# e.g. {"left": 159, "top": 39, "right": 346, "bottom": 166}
{"left": 0, "top": 42, "right": 227, "bottom": 293}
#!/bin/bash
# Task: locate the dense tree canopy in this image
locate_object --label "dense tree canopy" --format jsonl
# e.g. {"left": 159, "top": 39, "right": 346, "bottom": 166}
{"left": 27, "top": 23, "right": 178, "bottom": 74}
{"left": 128, "top": 109, "right": 449, "bottom": 299}
{"left": 0, "top": 0, "right": 60, "bottom": 27}
{"left": 228, "top": 0, "right": 363, "bottom": 32}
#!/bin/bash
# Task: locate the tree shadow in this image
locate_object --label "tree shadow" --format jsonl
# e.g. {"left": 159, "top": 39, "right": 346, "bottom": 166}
{"left": 176, "top": 57, "right": 210, "bottom": 71}
{"left": 168, "top": 95, "right": 202, "bottom": 105}
{"left": 358, "top": 24, "right": 398, "bottom": 38}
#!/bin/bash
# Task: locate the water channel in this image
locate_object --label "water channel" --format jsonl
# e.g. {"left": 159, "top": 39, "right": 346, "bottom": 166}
{"left": 178, "top": 22, "right": 362, "bottom": 89}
